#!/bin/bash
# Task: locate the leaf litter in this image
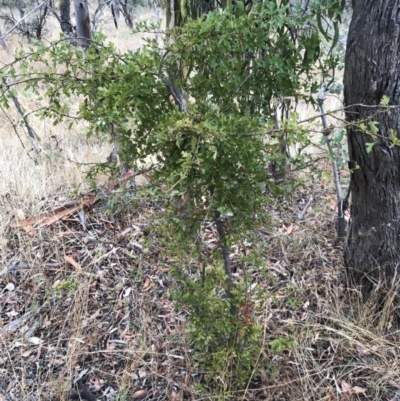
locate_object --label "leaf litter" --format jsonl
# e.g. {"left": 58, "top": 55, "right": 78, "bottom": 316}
{"left": 1, "top": 178, "right": 400, "bottom": 401}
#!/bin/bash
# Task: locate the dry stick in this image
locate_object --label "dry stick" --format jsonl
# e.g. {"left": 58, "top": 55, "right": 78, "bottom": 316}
{"left": 0, "top": 100, "right": 37, "bottom": 163}
{"left": 317, "top": 86, "right": 346, "bottom": 241}
{"left": 213, "top": 209, "right": 237, "bottom": 316}
{"left": 298, "top": 196, "right": 313, "bottom": 220}
{"left": 10, "top": 91, "right": 40, "bottom": 162}
{"left": 213, "top": 210, "right": 233, "bottom": 283}
{"left": 0, "top": 29, "right": 8, "bottom": 51}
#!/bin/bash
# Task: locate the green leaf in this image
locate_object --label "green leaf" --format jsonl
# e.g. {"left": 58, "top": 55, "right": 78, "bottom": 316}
{"left": 329, "top": 21, "right": 340, "bottom": 54}
{"left": 316, "top": 11, "right": 330, "bottom": 41}
{"left": 359, "top": 123, "right": 367, "bottom": 132}
{"left": 235, "top": 1, "right": 245, "bottom": 17}
{"left": 366, "top": 142, "right": 375, "bottom": 153}
{"left": 380, "top": 95, "right": 390, "bottom": 106}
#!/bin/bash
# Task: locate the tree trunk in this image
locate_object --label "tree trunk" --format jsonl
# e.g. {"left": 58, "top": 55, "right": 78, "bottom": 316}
{"left": 121, "top": 0, "right": 133, "bottom": 29}
{"left": 344, "top": 0, "right": 400, "bottom": 296}
{"left": 73, "top": 0, "right": 91, "bottom": 48}
{"left": 59, "top": 0, "right": 74, "bottom": 34}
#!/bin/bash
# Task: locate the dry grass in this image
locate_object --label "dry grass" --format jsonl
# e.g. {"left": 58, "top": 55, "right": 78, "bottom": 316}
{"left": 0, "top": 3, "right": 160, "bottom": 215}
{"left": 1, "top": 5, "right": 400, "bottom": 401}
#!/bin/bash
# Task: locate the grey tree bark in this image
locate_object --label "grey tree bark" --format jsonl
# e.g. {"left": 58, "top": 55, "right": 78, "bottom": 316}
{"left": 59, "top": 0, "right": 74, "bottom": 33}
{"left": 344, "top": 0, "right": 400, "bottom": 296}
{"left": 73, "top": 0, "right": 91, "bottom": 48}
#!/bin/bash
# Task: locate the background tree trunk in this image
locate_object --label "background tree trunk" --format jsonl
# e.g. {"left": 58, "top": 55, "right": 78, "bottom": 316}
{"left": 73, "top": 0, "right": 91, "bottom": 48}
{"left": 59, "top": 0, "right": 74, "bottom": 33}
{"left": 344, "top": 0, "right": 400, "bottom": 296}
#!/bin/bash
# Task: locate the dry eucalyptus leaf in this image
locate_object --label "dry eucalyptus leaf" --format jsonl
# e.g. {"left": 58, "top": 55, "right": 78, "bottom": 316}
{"left": 341, "top": 380, "right": 352, "bottom": 393}
{"left": 132, "top": 389, "right": 147, "bottom": 399}
{"left": 65, "top": 255, "right": 82, "bottom": 271}
{"left": 5, "top": 282, "right": 15, "bottom": 291}
{"left": 28, "top": 336, "right": 44, "bottom": 345}
{"left": 352, "top": 386, "right": 366, "bottom": 394}
{"left": 2, "top": 313, "right": 32, "bottom": 333}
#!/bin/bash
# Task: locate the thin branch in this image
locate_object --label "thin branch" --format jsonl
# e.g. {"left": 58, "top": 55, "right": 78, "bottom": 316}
{"left": 0, "top": 28, "right": 8, "bottom": 51}
{"left": 11, "top": 95, "right": 40, "bottom": 162}
{"left": 0, "top": 103, "right": 37, "bottom": 164}
{"left": 298, "top": 196, "right": 313, "bottom": 220}
{"left": 45, "top": 4, "right": 62, "bottom": 26}
{"left": 301, "top": 0, "right": 311, "bottom": 16}
{"left": 317, "top": 86, "right": 345, "bottom": 241}
{"left": 297, "top": 103, "right": 399, "bottom": 125}
{"left": 213, "top": 209, "right": 237, "bottom": 316}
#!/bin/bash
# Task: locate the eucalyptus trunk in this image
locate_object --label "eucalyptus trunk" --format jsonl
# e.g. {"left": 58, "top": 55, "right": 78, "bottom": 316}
{"left": 73, "top": 0, "right": 91, "bottom": 48}
{"left": 59, "top": 0, "right": 74, "bottom": 33}
{"left": 344, "top": 0, "right": 400, "bottom": 297}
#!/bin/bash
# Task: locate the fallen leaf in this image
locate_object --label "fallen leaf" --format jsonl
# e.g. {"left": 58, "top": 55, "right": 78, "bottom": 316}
{"left": 132, "top": 389, "right": 147, "bottom": 399}
{"left": 12, "top": 341, "right": 26, "bottom": 348}
{"left": 286, "top": 224, "right": 294, "bottom": 234}
{"left": 28, "top": 336, "right": 44, "bottom": 345}
{"left": 2, "top": 313, "right": 32, "bottom": 334}
{"left": 341, "top": 380, "right": 352, "bottom": 393}
{"left": 121, "top": 169, "right": 135, "bottom": 181}
{"left": 65, "top": 256, "right": 82, "bottom": 271}
{"left": 143, "top": 173, "right": 152, "bottom": 182}
{"left": 90, "top": 377, "right": 102, "bottom": 391}
{"left": 131, "top": 240, "right": 143, "bottom": 250}
{"left": 5, "top": 282, "right": 15, "bottom": 291}
{"left": 119, "top": 227, "right": 132, "bottom": 237}
{"left": 88, "top": 309, "right": 101, "bottom": 321}
{"left": 42, "top": 315, "right": 50, "bottom": 328}
{"left": 16, "top": 209, "right": 26, "bottom": 220}
{"left": 353, "top": 386, "right": 366, "bottom": 394}
{"left": 22, "top": 224, "right": 35, "bottom": 236}
{"left": 170, "top": 390, "right": 182, "bottom": 401}
{"left": 356, "top": 344, "right": 365, "bottom": 356}
{"left": 32, "top": 347, "right": 42, "bottom": 362}
{"left": 77, "top": 210, "right": 86, "bottom": 230}
{"left": 142, "top": 278, "right": 152, "bottom": 291}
